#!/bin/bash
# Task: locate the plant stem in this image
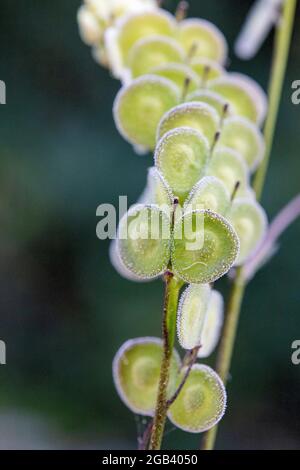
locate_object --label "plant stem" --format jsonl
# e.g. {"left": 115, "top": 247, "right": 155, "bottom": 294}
{"left": 149, "top": 273, "right": 182, "bottom": 450}
{"left": 201, "top": 0, "right": 297, "bottom": 450}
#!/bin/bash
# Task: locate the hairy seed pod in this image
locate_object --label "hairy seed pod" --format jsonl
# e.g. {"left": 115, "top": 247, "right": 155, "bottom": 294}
{"left": 172, "top": 210, "right": 239, "bottom": 284}
{"left": 186, "top": 90, "right": 229, "bottom": 117}
{"left": 167, "top": 364, "right": 227, "bottom": 433}
{"left": 190, "top": 58, "right": 225, "bottom": 82}
{"left": 145, "top": 167, "right": 174, "bottom": 210}
{"left": 219, "top": 116, "right": 265, "bottom": 172}
{"left": 113, "top": 75, "right": 179, "bottom": 150}
{"left": 227, "top": 198, "right": 268, "bottom": 266}
{"left": 207, "top": 146, "right": 249, "bottom": 196}
{"left": 198, "top": 290, "right": 224, "bottom": 358}
{"left": 117, "top": 204, "right": 171, "bottom": 279}
{"left": 150, "top": 63, "right": 200, "bottom": 93}
{"left": 155, "top": 127, "right": 209, "bottom": 203}
{"left": 209, "top": 76, "right": 260, "bottom": 123}
{"left": 184, "top": 176, "right": 230, "bottom": 216}
{"left": 178, "top": 19, "right": 228, "bottom": 64}
{"left": 128, "top": 35, "right": 185, "bottom": 78}
{"left": 157, "top": 102, "right": 219, "bottom": 147}
{"left": 113, "top": 337, "right": 181, "bottom": 416}
{"left": 177, "top": 284, "right": 211, "bottom": 350}
{"left": 109, "top": 239, "right": 152, "bottom": 282}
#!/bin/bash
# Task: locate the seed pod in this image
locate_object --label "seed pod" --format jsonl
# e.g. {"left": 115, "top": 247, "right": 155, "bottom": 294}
{"left": 150, "top": 63, "right": 200, "bottom": 93}
{"left": 145, "top": 167, "right": 174, "bottom": 210}
{"left": 157, "top": 102, "right": 219, "bottom": 147}
{"left": 167, "top": 364, "right": 227, "bottom": 433}
{"left": 177, "top": 284, "right": 211, "bottom": 350}
{"left": 113, "top": 75, "right": 179, "bottom": 150}
{"left": 171, "top": 210, "right": 239, "bottom": 284}
{"left": 155, "top": 128, "right": 209, "bottom": 203}
{"left": 117, "top": 10, "right": 177, "bottom": 64}
{"left": 128, "top": 35, "right": 185, "bottom": 78}
{"left": 219, "top": 116, "right": 265, "bottom": 172}
{"left": 184, "top": 176, "right": 230, "bottom": 216}
{"left": 209, "top": 76, "right": 260, "bottom": 124}
{"left": 77, "top": 5, "right": 103, "bottom": 46}
{"left": 190, "top": 58, "right": 225, "bottom": 82}
{"left": 178, "top": 19, "right": 228, "bottom": 64}
{"left": 227, "top": 198, "right": 268, "bottom": 265}
{"left": 113, "top": 337, "right": 181, "bottom": 416}
{"left": 117, "top": 204, "right": 171, "bottom": 279}
{"left": 186, "top": 90, "right": 228, "bottom": 118}
{"left": 198, "top": 290, "right": 224, "bottom": 358}
{"left": 109, "top": 239, "right": 152, "bottom": 282}
{"left": 207, "top": 146, "right": 249, "bottom": 196}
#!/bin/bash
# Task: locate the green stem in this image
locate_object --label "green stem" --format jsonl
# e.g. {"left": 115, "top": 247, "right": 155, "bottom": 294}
{"left": 202, "top": 0, "right": 297, "bottom": 451}
{"left": 149, "top": 273, "right": 182, "bottom": 450}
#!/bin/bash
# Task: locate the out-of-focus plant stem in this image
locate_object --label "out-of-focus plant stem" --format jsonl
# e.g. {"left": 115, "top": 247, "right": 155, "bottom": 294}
{"left": 201, "top": 0, "right": 297, "bottom": 451}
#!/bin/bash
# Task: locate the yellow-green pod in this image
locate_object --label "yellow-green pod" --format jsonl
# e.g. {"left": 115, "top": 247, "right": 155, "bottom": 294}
{"left": 113, "top": 337, "right": 181, "bottom": 416}
{"left": 177, "top": 284, "right": 211, "bottom": 350}
{"left": 167, "top": 364, "right": 227, "bottom": 433}
{"left": 144, "top": 167, "right": 173, "bottom": 211}
{"left": 190, "top": 58, "right": 225, "bottom": 83}
{"left": 198, "top": 290, "right": 224, "bottom": 358}
{"left": 186, "top": 90, "right": 228, "bottom": 118}
{"left": 128, "top": 35, "right": 185, "bottom": 78}
{"left": 155, "top": 127, "right": 209, "bottom": 203}
{"left": 171, "top": 210, "right": 239, "bottom": 284}
{"left": 157, "top": 102, "right": 219, "bottom": 147}
{"left": 117, "top": 204, "right": 171, "bottom": 279}
{"left": 184, "top": 176, "right": 230, "bottom": 216}
{"left": 109, "top": 239, "right": 152, "bottom": 283}
{"left": 207, "top": 146, "right": 249, "bottom": 196}
{"left": 227, "top": 198, "right": 268, "bottom": 266}
{"left": 178, "top": 19, "right": 228, "bottom": 64}
{"left": 150, "top": 63, "right": 200, "bottom": 93}
{"left": 219, "top": 116, "right": 265, "bottom": 172}
{"left": 113, "top": 75, "right": 180, "bottom": 150}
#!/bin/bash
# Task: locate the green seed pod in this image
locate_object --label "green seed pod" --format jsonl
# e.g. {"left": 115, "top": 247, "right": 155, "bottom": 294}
{"left": 172, "top": 210, "right": 239, "bottom": 284}
{"left": 113, "top": 337, "right": 181, "bottom": 416}
{"left": 155, "top": 127, "right": 209, "bottom": 203}
{"left": 109, "top": 239, "right": 151, "bottom": 282}
{"left": 128, "top": 35, "right": 185, "bottom": 78}
{"left": 190, "top": 58, "right": 225, "bottom": 82}
{"left": 184, "top": 176, "right": 230, "bottom": 216}
{"left": 117, "top": 204, "right": 171, "bottom": 279}
{"left": 150, "top": 63, "right": 200, "bottom": 93}
{"left": 117, "top": 10, "right": 177, "bottom": 64}
{"left": 177, "top": 284, "right": 211, "bottom": 350}
{"left": 207, "top": 146, "right": 249, "bottom": 196}
{"left": 209, "top": 76, "right": 260, "bottom": 123}
{"left": 157, "top": 102, "right": 219, "bottom": 147}
{"left": 167, "top": 364, "right": 227, "bottom": 433}
{"left": 186, "top": 90, "right": 228, "bottom": 118}
{"left": 219, "top": 116, "right": 265, "bottom": 172}
{"left": 227, "top": 198, "right": 268, "bottom": 266}
{"left": 178, "top": 19, "right": 228, "bottom": 64}
{"left": 198, "top": 290, "right": 224, "bottom": 358}
{"left": 145, "top": 167, "right": 173, "bottom": 210}
{"left": 113, "top": 75, "right": 179, "bottom": 150}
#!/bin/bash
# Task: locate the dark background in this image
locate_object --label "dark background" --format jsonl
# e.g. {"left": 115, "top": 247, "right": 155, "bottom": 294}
{"left": 0, "top": 0, "right": 299, "bottom": 449}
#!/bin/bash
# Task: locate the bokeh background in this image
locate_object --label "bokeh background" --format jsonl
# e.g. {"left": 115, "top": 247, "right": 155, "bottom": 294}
{"left": 0, "top": 0, "right": 299, "bottom": 450}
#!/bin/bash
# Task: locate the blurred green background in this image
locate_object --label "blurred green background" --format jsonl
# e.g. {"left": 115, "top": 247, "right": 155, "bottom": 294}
{"left": 0, "top": 0, "right": 299, "bottom": 450}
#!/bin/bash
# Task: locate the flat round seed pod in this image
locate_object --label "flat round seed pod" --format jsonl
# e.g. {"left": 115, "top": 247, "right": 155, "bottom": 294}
{"left": 207, "top": 146, "right": 249, "bottom": 196}
{"left": 150, "top": 63, "right": 200, "bottom": 93}
{"left": 109, "top": 239, "right": 152, "bottom": 282}
{"left": 186, "top": 90, "right": 228, "bottom": 118}
{"left": 157, "top": 102, "right": 219, "bottom": 148}
{"left": 117, "top": 204, "right": 171, "bottom": 279}
{"left": 177, "top": 284, "right": 211, "bottom": 350}
{"left": 155, "top": 128, "right": 209, "bottom": 203}
{"left": 198, "top": 290, "right": 224, "bottom": 358}
{"left": 219, "top": 116, "right": 265, "bottom": 172}
{"left": 167, "top": 364, "right": 227, "bottom": 433}
{"left": 178, "top": 19, "right": 228, "bottom": 64}
{"left": 113, "top": 75, "right": 179, "bottom": 150}
{"left": 128, "top": 35, "right": 185, "bottom": 78}
{"left": 227, "top": 198, "right": 268, "bottom": 265}
{"left": 184, "top": 176, "right": 230, "bottom": 216}
{"left": 172, "top": 210, "right": 239, "bottom": 284}
{"left": 209, "top": 76, "right": 259, "bottom": 123}
{"left": 190, "top": 58, "right": 225, "bottom": 83}
{"left": 113, "top": 337, "right": 181, "bottom": 416}
{"left": 117, "top": 10, "right": 177, "bottom": 64}
{"left": 145, "top": 167, "right": 173, "bottom": 211}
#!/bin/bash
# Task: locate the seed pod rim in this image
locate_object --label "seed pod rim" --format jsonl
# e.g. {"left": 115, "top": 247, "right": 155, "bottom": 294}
{"left": 198, "top": 289, "right": 224, "bottom": 358}
{"left": 146, "top": 166, "right": 174, "bottom": 209}
{"left": 183, "top": 175, "right": 231, "bottom": 215}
